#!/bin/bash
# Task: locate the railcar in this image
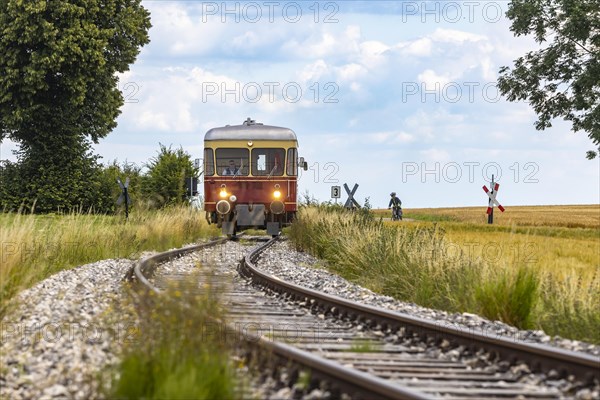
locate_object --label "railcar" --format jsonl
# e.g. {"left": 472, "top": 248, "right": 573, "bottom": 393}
{"left": 203, "top": 118, "right": 307, "bottom": 236}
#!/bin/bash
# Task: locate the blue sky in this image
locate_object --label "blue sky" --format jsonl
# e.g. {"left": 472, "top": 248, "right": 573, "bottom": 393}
{"left": 1, "top": 1, "right": 598, "bottom": 208}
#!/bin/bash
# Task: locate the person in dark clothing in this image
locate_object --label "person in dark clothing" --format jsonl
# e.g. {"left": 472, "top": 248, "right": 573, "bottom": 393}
{"left": 223, "top": 160, "right": 240, "bottom": 175}
{"left": 388, "top": 192, "right": 402, "bottom": 220}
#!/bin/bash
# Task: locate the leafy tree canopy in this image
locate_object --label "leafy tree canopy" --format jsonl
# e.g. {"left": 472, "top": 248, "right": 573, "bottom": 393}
{"left": 0, "top": 0, "right": 150, "bottom": 212}
{"left": 498, "top": 0, "right": 599, "bottom": 159}
{"left": 0, "top": 0, "right": 151, "bottom": 144}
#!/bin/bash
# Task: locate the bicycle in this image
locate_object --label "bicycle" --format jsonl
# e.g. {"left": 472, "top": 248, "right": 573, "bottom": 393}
{"left": 391, "top": 206, "right": 403, "bottom": 221}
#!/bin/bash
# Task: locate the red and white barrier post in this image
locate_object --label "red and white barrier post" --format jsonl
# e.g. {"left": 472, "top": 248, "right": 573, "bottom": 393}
{"left": 482, "top": 174, "right": 505, "bottom": 224}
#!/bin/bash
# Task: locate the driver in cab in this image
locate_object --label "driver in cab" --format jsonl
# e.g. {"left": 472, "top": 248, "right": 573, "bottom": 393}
{"left": 223, "top": 160, "right": 241, "bottom": 176}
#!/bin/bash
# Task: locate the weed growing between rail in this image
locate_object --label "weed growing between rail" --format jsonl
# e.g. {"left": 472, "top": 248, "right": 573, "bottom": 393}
{"left": 0, "top": 206, "right": 219, "bottom": 318}
{"left": 104, "top": 276, "right": 237, "bottom": 399}
{"left": 289, "top": 207, "right": 600, "bottom": 343}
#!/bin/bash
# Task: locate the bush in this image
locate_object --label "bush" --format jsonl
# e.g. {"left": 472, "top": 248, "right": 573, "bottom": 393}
{"left": 142, "top": 144, "right": 197, "bottom": 208}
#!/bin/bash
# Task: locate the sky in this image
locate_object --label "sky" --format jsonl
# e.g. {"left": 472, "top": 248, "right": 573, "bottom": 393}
{"left": 1, "top": 1, "right": 599, "bottom": 208}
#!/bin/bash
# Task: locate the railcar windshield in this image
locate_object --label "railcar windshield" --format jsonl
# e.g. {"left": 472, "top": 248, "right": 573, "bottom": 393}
{"left": 251, "top": 148, "right": 285, "bottom": 176}
{"left": 204, "top": 148, "right": 215, "bottom": 176}
{"left": 216, "top": 148, "right": 249, "bottom": 176}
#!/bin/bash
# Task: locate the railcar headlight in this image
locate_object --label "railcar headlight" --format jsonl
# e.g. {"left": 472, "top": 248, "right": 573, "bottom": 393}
{"left": 229, "top": 195, "right": 237, "bottom": 202}
{"left": 219, "top": 184, "right": 227, "bottom": 198}
{"left": 273, "top": 190, "right": 281, "bottom": 199}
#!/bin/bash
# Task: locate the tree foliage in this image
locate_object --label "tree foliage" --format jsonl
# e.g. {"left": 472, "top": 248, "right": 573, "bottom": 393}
{"left": 0, "top": 137, "right": 107, "bottom": 212}
{"left": 0, "top": 0, "right": 151, "bottom": 211}
{"left": 0, "top": 0, "right": 151, "bottom": 144}
{"left": 98, "top": 160, "right": 143, "bottom": 213}
{"left": 498, "top": 0, "right": 599, "bottom": 159}
{"left": 142, "top": 144, "right": 197, "bottom": 208}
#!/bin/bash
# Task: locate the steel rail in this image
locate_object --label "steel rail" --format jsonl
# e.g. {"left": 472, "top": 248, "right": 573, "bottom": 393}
{"left": 127, "top": 237, "right": 229, "bottom": 290}
{"left": 240, "top": 238, "right": 600, "bottom": 383}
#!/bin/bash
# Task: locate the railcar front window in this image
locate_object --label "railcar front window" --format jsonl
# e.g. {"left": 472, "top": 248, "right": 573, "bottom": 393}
{"left": 216, "top": 148, "right": 249, "bottom": 176}
{"left": 251, "top": 148, "right": 285, "bottom": 176}
{"left": 204, "top": 148, "right": 215, "bottom": 176}
{"left": 286, "top": 148, "right": 297, "bottom": 176}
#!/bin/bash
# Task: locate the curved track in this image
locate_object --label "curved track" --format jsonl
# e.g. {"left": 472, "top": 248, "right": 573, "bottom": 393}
{"left": 129, "top": 236, "right": 599, "bottom": 399}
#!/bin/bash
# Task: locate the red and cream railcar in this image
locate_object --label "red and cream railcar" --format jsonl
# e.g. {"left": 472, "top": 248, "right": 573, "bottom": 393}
{"left": 203, "top": 118, "right": 305, "bottom": 236}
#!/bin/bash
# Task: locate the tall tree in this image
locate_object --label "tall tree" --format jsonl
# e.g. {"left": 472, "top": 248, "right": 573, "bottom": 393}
{"left": 0, "top": 0, "right": 151, "bottom": 211}
{"left": 498, "top": 0, "right": 599, "bottom": 159}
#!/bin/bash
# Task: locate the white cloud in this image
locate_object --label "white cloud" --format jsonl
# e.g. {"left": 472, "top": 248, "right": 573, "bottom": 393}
{"left": 231, "top": 31, "right": 261, "bottom": 51}
{"left": 429, "top": 28, "right": 486, "bottom": 44}
{"left": 298, "top": 60, "right": 330, "bottom": 84}
{"left": 394, "top": 37, "right": 432, "bottom": 57}
{"left": 336, "top": 63, "right": 368, "bottom": 82}
{"left": 146, "top": 3, "right": 226, "bottom": 56}
{"left": 282, "top": 25, "right": 363, "bottom": 60}
{"left": 418, "top": 69, "right": 452, "bottom": 88}
{"left": 358, "top": 40, "right": 390, "bottom": 68}
{"left": 368, "top": 131, "right": 414, "bottom": 144}
{"left": 420, "top": 148, "right": 451, "bottom": 162}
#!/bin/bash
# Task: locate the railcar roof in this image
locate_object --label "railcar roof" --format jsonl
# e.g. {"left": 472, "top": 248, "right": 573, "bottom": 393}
{"left": 204, "top": 122, "right": 297, "bottom": 141}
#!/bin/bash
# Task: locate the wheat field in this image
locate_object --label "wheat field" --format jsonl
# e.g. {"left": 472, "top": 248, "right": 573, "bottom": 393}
{"left": 397, "top": 204, "right": 599, "bottom": 228}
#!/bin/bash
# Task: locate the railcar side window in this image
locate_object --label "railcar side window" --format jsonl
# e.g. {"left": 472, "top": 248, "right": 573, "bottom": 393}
{"left": 286, "top": 148, "right": 297, "bottom": 176}
{"left": 215, "top": 148, "right": 249, "bottom": 176}
{"left": 251, "top": 148, "right": 285, "bottom": 176}
{"left": 204, "top": 148, "right": 215, "bottom": 176}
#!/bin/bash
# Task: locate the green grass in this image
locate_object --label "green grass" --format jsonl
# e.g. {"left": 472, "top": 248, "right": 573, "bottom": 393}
{"left": 475, "top": 265, "right": 539, "bottom": 329}
{"left": 104, "top": 276, "right": 237, "bottom": 399}
{"left": 289, "top": 206, "right": 600, "bottom": 344}
{"left": 0, "top": 206, "right": 219, "bottom": 317}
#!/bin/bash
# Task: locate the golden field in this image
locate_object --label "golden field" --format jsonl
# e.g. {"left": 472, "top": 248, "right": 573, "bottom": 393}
{"left": 377, "top": 205, "right": 600, "bottom": 280}
{"left": 398, "top": 204, "right": 599, "bottom": 228}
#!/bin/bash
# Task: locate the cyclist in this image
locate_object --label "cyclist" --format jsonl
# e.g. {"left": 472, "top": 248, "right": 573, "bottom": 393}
{"left": 388, "top": 192, "right": 402, "bottom": 221}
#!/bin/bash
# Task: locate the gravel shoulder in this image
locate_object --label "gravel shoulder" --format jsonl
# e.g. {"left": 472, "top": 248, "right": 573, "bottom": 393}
{"left": 0, "top": 259, "right": 134, "bottom": 400}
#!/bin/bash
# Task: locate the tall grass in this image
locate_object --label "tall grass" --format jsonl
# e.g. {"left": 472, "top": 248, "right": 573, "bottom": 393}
{"left": 105, "top": 277, "right": 237, "bottom": 399}
{"left": 0, "top": 206, "right": 219, "bottom": 317}
{"left": 476, "top": 266, "right": 539, "bottom": 329}
{"left": 289, "top": 207, "right": 599, "bottom": 343}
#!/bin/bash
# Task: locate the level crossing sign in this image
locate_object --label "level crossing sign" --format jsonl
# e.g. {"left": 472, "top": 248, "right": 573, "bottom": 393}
{"left": 482, "top": 183, "right": 505, "bottom": 214}
{"left": 482, "top": 175, "right": 504, "bottom": 224}
{"left": 343, "top": 183, "right": 361, "bottom": 209}
{"left": 117, "top": 177, "right": 132, "bottom": 219}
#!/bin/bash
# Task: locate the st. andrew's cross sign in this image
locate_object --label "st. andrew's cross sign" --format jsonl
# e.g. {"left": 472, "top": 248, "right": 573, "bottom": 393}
{"left": 482, "top": 175, "right": 504, "bottom": 224}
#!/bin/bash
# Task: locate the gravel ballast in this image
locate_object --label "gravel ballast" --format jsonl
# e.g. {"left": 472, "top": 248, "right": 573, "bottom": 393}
{"left": 0, "top": 259, "right": 134, "bottom": 400}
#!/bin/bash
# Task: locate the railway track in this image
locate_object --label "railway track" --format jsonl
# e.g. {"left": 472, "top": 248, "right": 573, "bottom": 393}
{"left": 129, "top": 236, "right": 600, "bottom": 399}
